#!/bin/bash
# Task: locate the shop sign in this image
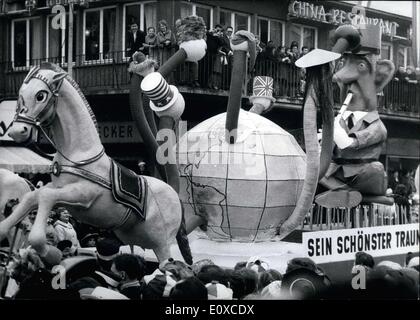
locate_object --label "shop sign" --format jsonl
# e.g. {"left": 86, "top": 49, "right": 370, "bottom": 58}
{"left": 303, "top": 223, "right": 419, "bottom": 264}
{"left": 47, "top": 0, "right": 93, "bottom": 7}
{"left": 39, "top": 122, "right": 142, "bottom": 144}
{"left": 288, "top": 1, "right": 399, "bottom": 36}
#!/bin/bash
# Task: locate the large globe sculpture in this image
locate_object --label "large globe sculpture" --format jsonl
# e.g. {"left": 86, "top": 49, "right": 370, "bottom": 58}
{"left": 177, "top": 110, "right": 306, "bottom": 242}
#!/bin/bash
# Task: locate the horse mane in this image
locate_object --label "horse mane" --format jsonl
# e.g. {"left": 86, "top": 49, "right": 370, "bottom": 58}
{"left": 39, "top": 62, "right": 99, "bottom": 134}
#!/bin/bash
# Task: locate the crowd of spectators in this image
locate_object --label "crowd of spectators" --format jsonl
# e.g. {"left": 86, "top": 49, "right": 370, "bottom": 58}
{"left": 1, "top": 216, "right": 418, "bottom": 300}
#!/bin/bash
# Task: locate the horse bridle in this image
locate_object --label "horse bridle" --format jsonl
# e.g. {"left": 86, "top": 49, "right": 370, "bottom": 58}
{"left": 13, "top": 66, "right": 105, "bottom": 167}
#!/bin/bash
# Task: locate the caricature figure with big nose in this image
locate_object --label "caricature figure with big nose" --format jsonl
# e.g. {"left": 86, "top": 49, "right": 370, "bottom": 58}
{"left": 315, "top": 24, "right": 395, "bottom": 208}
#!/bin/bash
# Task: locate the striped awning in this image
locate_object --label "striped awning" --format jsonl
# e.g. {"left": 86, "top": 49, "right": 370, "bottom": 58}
{"left": 0, "top": 146, "right": 51, "bottom": 174}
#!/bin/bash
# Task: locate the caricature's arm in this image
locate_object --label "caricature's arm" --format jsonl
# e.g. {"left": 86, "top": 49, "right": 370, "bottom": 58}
{"left": 348, "top": 120, "right": 387, "bottom": 150}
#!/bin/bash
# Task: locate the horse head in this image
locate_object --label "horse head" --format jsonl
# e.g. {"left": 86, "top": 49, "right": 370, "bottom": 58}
{"left": 8, "top": 63, "right": 67, "bottom": 144}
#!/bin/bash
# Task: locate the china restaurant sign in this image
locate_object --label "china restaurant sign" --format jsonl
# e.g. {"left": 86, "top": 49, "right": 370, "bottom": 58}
{"left": 288, "top": 1, "right": 399, "bottom": 36}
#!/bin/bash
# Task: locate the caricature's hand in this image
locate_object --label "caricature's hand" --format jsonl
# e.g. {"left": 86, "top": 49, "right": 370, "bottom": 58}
{"left": 334, "top": 115, "right": 354, "bottom": 149}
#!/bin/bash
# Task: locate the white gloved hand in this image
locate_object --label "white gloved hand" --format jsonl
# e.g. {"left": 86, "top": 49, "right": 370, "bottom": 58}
{"left": 334, "top": 115, "right": 354, "bottom": 149}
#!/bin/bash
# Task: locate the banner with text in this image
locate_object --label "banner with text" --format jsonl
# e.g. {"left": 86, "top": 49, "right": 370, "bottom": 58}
{"left": 302, "top": 224, "right": 419, "bottom": 264}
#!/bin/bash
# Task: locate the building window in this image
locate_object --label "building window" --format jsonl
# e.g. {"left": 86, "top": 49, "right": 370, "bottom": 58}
{"left": 11, "top": 18, "right": 42, "bottom": 69}
{"left": 397, "top": 45, "right": 408, "bottom": 68}
{"left": 123, "top": 1, "right": 157, "bottom": 58}
{"left": 289, "top": 24, "right": 317, "bottom": 50}
{"left": 46, "top": 14, "right": 76, "bottom": 65}
{"left": 381, "top": 42, "right": 393, "bottom": 61}
{"left": 83, "top": 6, "right": 117, "bottom": 62}
{"left": 179, "top": 1, "right": 213, "bottom": 30}
{"left": 219, "top": 9, "right": 250, "bottom": 32}
{"left": 257, "top": 17, "right": 285, "bottom": 46}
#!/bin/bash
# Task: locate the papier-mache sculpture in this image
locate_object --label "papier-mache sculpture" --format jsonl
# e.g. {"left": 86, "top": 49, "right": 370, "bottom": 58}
{"left": 315, "top": 24, "right": 395, "bottom": 208}
{"left": 249, "top": 76, "right": 276, "bottom": 115}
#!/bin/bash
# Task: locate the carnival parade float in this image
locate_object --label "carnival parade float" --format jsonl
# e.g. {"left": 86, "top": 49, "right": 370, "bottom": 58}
{"left": 0, "top": 15, "right": 418, "bottom": 287}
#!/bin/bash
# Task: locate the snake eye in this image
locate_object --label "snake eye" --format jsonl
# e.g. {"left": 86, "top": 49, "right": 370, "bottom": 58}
{"left": 36, "top": 91, "right": 48, "bottom": 103}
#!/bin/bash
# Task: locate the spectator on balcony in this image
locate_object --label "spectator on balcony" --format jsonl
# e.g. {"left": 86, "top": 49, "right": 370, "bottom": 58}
{"left": 205, "top": 25, "right": 224, "bottom": 90}
{"left": 156, "top": 20, "right": 176, "bottom": 62}
{"left": 388, "top": 170, "right": 400, "bottom": 192}
{"left": 276, "top": 46, "right": 291, "bottom": 64}
{"left": 225, "top": 26, "right": 234, "bottom": 41}
{"left": 405, "top": 66, "right": 418, "bottom": 84}
{"left": 394, "top": 66, "right": 407, "bottom": 81}
{"left": 143, "top": 27, "right": 158, "bottom": 60}
{"left": 299, "top": 46, "right": 309, "bottom": 58}
{"left": 126, "top": 23, "right": 146, "bottom": 59}
{"left": 290, "top": 41, "right": 300, "bottom": 64}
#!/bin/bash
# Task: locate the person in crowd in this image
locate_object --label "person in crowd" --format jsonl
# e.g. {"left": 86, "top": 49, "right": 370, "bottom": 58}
{"left": 352, "top": 251, "right": 375, "bottom": 273}
{"left": 143, "top": 26, "right": 158, "bottom": 60}
{"left": 281, "top": 257, "right": 331, "bottom": 300}
{"left": 111, "top": 253, "right": 146, "bottom": 299}
{"left": 160, "top": 258, "right": 194, "bottom": 281}
{"left": 290, "top": 41, "right": 300, "bottom": 63}
{"left": 300, "top": 46, "right": 309, "bottom": 58}
{"left": 255, "top": 35, "right": 264, "bottom": 56}
{"left": 405, "top": 66, "right": 418, "bottom": 84}
{"left": 53, "top": 207, "right": 80, "bottom": 251}
{"left": 88, "top": 237, "right": 123, "bottom": 289}
{"left": 205, "top": 25, "right": 225, "bottom": 90}
{"left": 169, "top": 276, "right": 208, "bottom": 300}
{"left": 57, "top": 240, "right": 75, "bottom": 259}
{"left": 126, "top": 23, "right": 146, "bottom": 58}
{"left": 192, "top": 259, "right": 215, "bottom": 275}
{"left": 225, "top": 26, "right": 233, "bottom": 40}
{"left": 236, "top": 268, "right": 258, "bottom": 298}
{"left": 388, "top": 170, "right": 400, "bottom": 191}
{"left": 205, "top": 280, "right": 233, "bottom": 300}
{"left": 197, "top": 264, "right": 229, "bottom": 287}
{"left": 394, "top": 66, "right": 407, "bottom": 81}
{"left": 156, "top": 19, "right": 176, "bottom": 66}
{"left": 276, "top": 46, "right": 290, "bottom": 63}
{"left": 80, "top": 233, "right": 99, "bottom": 248}
{"left": 256, "top": 269, "right": 282, "bottom": 292}
{"left": 224, "top": 269, "right": 246, "bottom": 299}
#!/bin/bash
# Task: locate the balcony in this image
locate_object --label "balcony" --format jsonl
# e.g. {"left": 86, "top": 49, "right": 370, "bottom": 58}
{"left": 0, "top": 50, "right": 419, "bottom": 118}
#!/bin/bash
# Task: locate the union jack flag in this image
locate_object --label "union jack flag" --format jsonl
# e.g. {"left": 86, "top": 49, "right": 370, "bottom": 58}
{"left": 253, "top": 76, "right": 273, "bottom": 97}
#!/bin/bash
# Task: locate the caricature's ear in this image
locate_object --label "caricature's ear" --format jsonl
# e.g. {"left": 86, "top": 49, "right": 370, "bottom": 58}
{"left": 375, "top": 59, "right": 395, "bottom": 92}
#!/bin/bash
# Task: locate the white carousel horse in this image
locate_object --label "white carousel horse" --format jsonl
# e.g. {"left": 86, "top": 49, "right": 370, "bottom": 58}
{"left": 0, "top": 63, "right": 192, "bottom": 264}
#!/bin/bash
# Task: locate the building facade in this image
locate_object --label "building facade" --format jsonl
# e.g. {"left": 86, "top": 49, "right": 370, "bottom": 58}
{"left": 0, "top": 0, "right": 418, "bottom": 176}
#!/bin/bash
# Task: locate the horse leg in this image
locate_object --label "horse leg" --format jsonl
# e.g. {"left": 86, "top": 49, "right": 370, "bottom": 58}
{"left": 0, "top": 187, "right": 42, "bottom": 241}
{"left": 153, "top": 244, "right": 171, "bottom": 263}
{"left": 28, "top": 183, "right": 100, "bottom": 255}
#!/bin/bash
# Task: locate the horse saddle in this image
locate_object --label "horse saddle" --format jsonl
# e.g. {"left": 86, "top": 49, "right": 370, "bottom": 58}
{"left": 110, "top": 160, "right": 147, "bottom": 221}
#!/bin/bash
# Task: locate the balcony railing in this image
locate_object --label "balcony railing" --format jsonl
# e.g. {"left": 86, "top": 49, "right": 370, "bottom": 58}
{"left": 1, "top": 49, "right": 419, "bottom": 116}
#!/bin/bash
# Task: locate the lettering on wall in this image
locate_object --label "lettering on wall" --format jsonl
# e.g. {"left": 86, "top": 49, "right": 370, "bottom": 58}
{"left": 288, "top": 1, "right": 399, "bottom": 36}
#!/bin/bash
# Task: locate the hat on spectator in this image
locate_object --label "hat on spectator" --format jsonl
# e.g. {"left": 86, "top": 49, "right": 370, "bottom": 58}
{"left": 96, "top": 238, "right": 121, "bottom": 261}
{"left": 260, "top": 280, "right": 283, "bottom": 299}
{"left": 377, "top": 260, "right": 402, "bottom": 270}
{"left": 206, "top": 280, "right": 233, "bottom": 300}
{"left": 142, "top": 269, "right": 178, "bottom": 299}
{"left": 249, "top": 76, "right": 276, "bottom": 104}
{"left": 246, "top": 256, "right": 270, "bottom": 273}
{"left": 80, "top": 286, "right": 129, "bottom": 300}
{"left": 286, "top": 257, "right": 325, "bottom": 276}
{"left": 192, "top": 259, "right": 215, "bottom": 275}
{"left": 407, "top": 257, "right": 419, "bottom": 269}
{"left": 281, "top": 268, "right": 328, "bottom": 300}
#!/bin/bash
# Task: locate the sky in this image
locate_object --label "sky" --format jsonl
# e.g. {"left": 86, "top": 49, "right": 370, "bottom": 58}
{"left": 342, "top": 1, "right": 413, "bottom": 17}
